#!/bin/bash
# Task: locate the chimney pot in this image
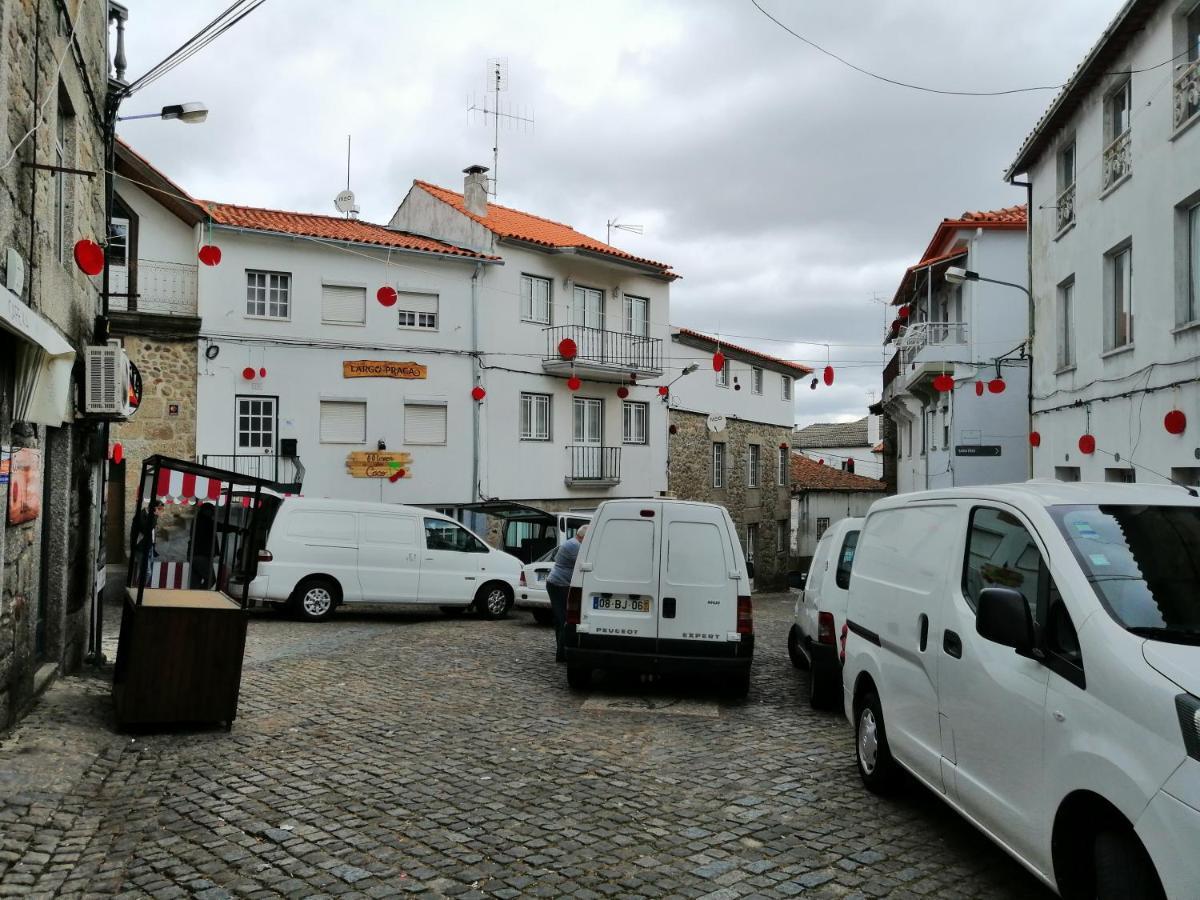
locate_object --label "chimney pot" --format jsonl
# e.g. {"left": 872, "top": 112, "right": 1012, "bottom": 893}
{"left": 463, "top": 165, "right": 490, "bottom": 217}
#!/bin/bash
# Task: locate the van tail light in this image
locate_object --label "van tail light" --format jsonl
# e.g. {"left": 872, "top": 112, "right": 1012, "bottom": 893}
{"left": 1177, "top": 694, "right": 1200, "bottom": 761}
{"left": 566, "top": 586, "right": 582, "bottom": 625}
{"left": 257, "top": 549, "right": 273, "bottom": 563}
{"left": 736, "top": 595, "right": 753, "bottom": 635}
{"left": 817, "top": 611, "right": 836, "bottom": 645}
{"left": 519, "top": 570, "right": 527, "bottom": 587}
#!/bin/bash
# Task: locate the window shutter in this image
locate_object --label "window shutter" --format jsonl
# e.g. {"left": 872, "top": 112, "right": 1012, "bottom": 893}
{"left": 320, "top": 400, "right": 366, "bottom": 443}
{"left": 322, "top": 285, "right": 366, "bottom": 324}
{"left": 405, "top": 403, "right": 447, "bottom": 445}
{"left": 396, "top": 292, "right": 438, "bottom": 314}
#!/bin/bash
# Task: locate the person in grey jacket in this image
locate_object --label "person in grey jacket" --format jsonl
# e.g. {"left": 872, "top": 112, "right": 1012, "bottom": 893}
{"left": 545, "top": 525, "right": 587, "bottom": 663}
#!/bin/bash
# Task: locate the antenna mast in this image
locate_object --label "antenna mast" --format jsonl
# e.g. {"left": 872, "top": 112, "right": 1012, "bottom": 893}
{"left": 467, "top": 58, "right": 534, "bottom": 198}
{"left": 606, "top": 218, "right": 644, "bottom": 245}
{"left": 333, "top": 133, "right": 360, "bottom": 219}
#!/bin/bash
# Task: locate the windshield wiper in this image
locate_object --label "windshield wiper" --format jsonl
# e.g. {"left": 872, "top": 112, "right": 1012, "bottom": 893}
{"left": 1127, "top": 626, "right": 1200, "bottom": 645}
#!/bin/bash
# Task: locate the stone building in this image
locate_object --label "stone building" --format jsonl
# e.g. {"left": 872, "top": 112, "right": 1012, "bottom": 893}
{"left": 0, "top": 0, "right": 111, "bottom": 728}
{"left": 666, "top": 329, "right": 808, "bottom": 590}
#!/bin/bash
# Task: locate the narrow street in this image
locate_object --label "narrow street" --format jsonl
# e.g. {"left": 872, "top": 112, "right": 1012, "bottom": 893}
{"left": 0, "top": 595, "right": 1048, "bottom": 899}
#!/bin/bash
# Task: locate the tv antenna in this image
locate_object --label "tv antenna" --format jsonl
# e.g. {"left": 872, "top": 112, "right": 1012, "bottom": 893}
{"left": 334, "top": 134, "right": 360, "bottom": 219}
{"left": 606, "top": 218, "right": 644, "bottom": 245}
{"left": 467, "top": 58, "right": 534, "bottom": 198}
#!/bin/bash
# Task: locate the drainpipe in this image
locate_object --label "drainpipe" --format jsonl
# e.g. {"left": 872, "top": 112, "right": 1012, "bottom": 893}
{"left": 1010, "top": 178, "right": 1034, "bottom": 478}
{"left": 471, "top": 262, "right": 482, "bottom": 502}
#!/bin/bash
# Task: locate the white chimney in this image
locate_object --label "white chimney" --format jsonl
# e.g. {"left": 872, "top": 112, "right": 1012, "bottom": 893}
{"left": 866, "top": 415, "right": 880, "bottom": 445}
{"left": 463, "top": 165, "right": 489, "bottom": 216}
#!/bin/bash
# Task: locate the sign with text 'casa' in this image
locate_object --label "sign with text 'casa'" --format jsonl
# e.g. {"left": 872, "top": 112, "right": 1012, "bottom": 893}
{"left": 346, "top": 451, "right": 412, "bottom": 478}
{"left": 343, "top": 360, "right": 427, "bottom": 380}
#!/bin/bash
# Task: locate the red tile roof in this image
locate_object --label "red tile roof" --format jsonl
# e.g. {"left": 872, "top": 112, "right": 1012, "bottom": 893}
{"left": 674, "top": 327, "right": 813, "bottom": 375}
{"left": 790, "top": 454, "right": 887, "bottom": 493}
{"left": 414, "top": 181, "right": 676, "bottom": 277}
{"left": 890, "top": 246, "right": 968, "bottom": 307}
{"left": 201, "top": 201, "right": 496, "bottom": 260}
{"left": 918, "top": 205, "right": 1026, "bottom": 264}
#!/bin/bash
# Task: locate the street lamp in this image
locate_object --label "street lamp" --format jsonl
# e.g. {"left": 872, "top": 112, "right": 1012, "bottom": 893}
{"left": 117, "top": 102, "right": 208, "bottom": 124}
{"left": 945, "top": 266, "right": 1030, "bottom": 298}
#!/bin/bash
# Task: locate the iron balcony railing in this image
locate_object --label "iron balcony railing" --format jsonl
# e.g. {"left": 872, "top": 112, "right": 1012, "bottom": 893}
{"left": 200, "top": 454, "right": 305, "bottom": 492}
{"left": 1056, "top": 182, "right": 1076, "bottom": 232}
{"left": 1174, "top": 57, "right": 1200, "bottom": 131}
{"left": 108, "top": 260, "right": 199, "bottom": 315}
{"left": 898, "top": 321, "right": 968, "bottom": 368}
{"left": 565, "top": 445, "right": 621, "bottom": 484}
{"left": 544, "top": 325, "right": 662, "bottom": 375}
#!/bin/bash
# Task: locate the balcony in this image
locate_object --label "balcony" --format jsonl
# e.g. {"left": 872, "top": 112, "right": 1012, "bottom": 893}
{"left": 1056, "top": 182, "right": 1076, "bottom": 232}
{"left": 882, "top": 349, "right": 901, "bottom": 392}
{"left": 1175, "top": 57, "right": 1200, "bottom": 132}
{"left": 898, "top": 322, "right": 968, "bottom": 367}
{"left": 564, "top": 445, "right": 621, "bottom": 487}
{"left": 109, "top": 260, "right": 198, "bottom": 316}
{"left": 200, "top": 454, "right": 305, "bottom": 494}
{"left": 543, "top": 325, "right": 663, "bottom": 382}
{"left": 1102, "top": 129, "right": 1131, "bottom": 191}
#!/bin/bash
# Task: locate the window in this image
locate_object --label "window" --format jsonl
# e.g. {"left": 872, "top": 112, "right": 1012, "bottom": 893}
{"left": 236, "top": 396, "right": 276, "bottom": 450}
{"left": 1185, "top": 203, "right": 1200, "bottom": 325}
{"left": 321, "top": 284, "right": 366, "bottom": 325}
{"left": 744, "top": 523, "right": 758, "bottom": 563}
{"left": 781, "top": 376, "right": 792, "bottom": 400}
{"left": 108, "top": 217, "right": 129, "bottom": 267}
{"left": 906, "top": 420, "right": 913, "bottom": 458}
{"left": 520, "top": 393, "right": 551, "bottom": 441}
{"left": 572, "top": 285, "right": 603, "bottom": 329}
{"left": 1103, "top": 80, "right": 1132, "bottom": 190}
{"left": 247, "top": 271, "right": 290, "bottom": 319}
{"left": 1055, "top": 466, "right": 1081, "bottom": 482}
{"left": 396, "top": 291, "right": 438, "bottom": 330}
{"left": 319, "top": 400, "right": 366, "bottom": 444}
{"left": 521, "top": 274, "right": 552, "bottom": 324}
{"left": 1105, "top": 244, "right": 1133, "bottom": 349}
{"left": 778, "top": 446, "right": 789, "bottom": 485}
{"left": 1171, "top": 466, "right": 1200, "bottom": 486}
{"left": 815, "top": 517, "right": 830, "bottom": 541}
{"left": 942, "top": 406, "right": 950, "bottom": 449}
{"left": 777, "top": 519, "right": 790, "bottom": 555}
{"left": 424, "top": 518, "right": 488, "bottom": 553}
{"left": 624, "top": 295, "right": 649, "bottom": 337}
{"left": 54, "top": 88, "right": 72, "bottom": 263}
{"left": 1057, "top": 277, "right": 1075, "bottom": 368}
{"left": 666, "top": 522, "right": 729, "bottom": 587}
{"left": 712, "top": 442, "right": 726, "bottom": 488}
{"left": 716, "top": 362, "right": 730, "bottom": 388}
{"left": 405, "top": 403, "right": 447, "bottom": 445}
{"left": 747, "top": 444, "right": 761, "bottom": 487}
{"left": 1107, "top": 79, "right": 1131, "bottom": 141}
{"left": 1056, "top": 140, "right": 1076, "bottom": 231}
{"left": 1180, "top": 6, "right": 1200, "bottom": 127}
{"left": 622, "top": 401, "right": 648, "bottom": 444}
{"left": 835, "top": 530, "right": 859, "bottom": 590}
{"left": 1105, "top": 467, "right": 1135, "bottom": 483}
{"left": 751, "top": 367, "right": 763, "bottom": 395}
{"left": 962, "top": 506, "right": 1045, "bottom": 618}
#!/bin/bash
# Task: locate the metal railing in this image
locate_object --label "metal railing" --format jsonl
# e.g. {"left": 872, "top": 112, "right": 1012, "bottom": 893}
{"left": 108, "top": 260, "right": 198, "bottom": 315}
{"left": 1102, "top": 129, "right": 1131, "bottom": 190}
{"left": 565, "top": 445, "right": 621, "bottom": 484}
{"left": 200, "top": 454, "right": 305, "bottom": 491}
{"left": 898, "top": 322, "right": 968, "bottom": 368}
{"left": 1056, "top": 182, "right": 1076, "bottom": 232}
{"left": 544, "top": 325, "right": 662, "bottom": 374}
{"left": 1175, "top": 57, "right": 1200, "bottom": 130}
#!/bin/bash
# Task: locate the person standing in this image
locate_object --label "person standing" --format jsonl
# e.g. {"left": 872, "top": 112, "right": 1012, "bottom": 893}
{"left": 545, "top": 525, "right": 587, "bottom": 663}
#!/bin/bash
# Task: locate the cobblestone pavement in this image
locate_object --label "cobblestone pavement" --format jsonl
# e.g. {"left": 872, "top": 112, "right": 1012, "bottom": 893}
{"left": 0, "top": 594, "right": 1051, "bottom": 899}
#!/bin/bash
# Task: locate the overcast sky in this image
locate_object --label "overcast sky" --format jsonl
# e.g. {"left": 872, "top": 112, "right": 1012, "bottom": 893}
{"left": 118, "top": 0, "right": 1121, "bottom": 427}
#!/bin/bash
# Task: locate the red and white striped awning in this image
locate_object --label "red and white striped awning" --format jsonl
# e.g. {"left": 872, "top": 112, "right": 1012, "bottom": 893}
{"left": 156, "top": 468, "right": 224, "bottom": 505}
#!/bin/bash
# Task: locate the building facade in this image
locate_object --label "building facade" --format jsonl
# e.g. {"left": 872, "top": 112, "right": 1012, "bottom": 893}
{"left": 665, "top": 329, "right": 808, "bottom": 589}
{"left": 789, "top": 455, "right": 886, "bottom": 566}
{"left": 879, "top": 207, "right": 1031, "bottom": 494}
{"left": 0, "top": 0, "right": 110, "bottom": 728}
{"left": 792, "top": 416, "right": 883, "bottom": 479}
{"left": 1007, "top": 0, "right": 1200, "bottom": 485}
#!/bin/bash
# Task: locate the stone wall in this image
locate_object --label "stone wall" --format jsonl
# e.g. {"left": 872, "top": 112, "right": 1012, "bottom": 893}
{"left": 668, "top": 410, "right": 793, "bottom": 590}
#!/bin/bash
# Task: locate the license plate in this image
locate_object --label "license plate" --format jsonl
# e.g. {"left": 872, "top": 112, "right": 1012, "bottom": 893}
{"left": 535, "top": 572, "right": 547, "bottom": 582}
{"left": 592, "top": 596, "right": 651, "bottom": 613}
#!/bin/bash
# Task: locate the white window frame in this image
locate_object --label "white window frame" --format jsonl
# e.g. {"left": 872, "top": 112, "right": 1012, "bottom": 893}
{"left": 318, "top": 399, "right": 367, "bottom": 445}
{"left": 1185, "top": 202, "right": 1200, "bottom": 326}
{"left": 781, "top": 376, "right": 792, "bottom": 401}
{"left": 108, "top": 216, "right": 130, "bottom": 269}
{"left": 624, "top": 295, "right": 650, "bottom": 337}
{"left": 396, "top": 291, "right": 439, "bottom": 331}
{"left": 744, "top": 522, "right": 759, "bottom": 563}
{"left": 246, "top": 270, "right": 291, "bottom": 320}
{"left": 236, "top": 395, "right": 276, "bottom": 452}
{"left": 1105, "top": 242, "right": 1134, "bottom": 350}
{"left": 622, "top": 400, "right": 648, "bottom": 445}
{"left": 716, "top": 363, "right": 730, "bottom": 388}
{"left": 777, "top": 446, "right": 789, "bottom": 485}
{"left": 751, "top": 367, "right": 763, "bottom": 395}
{"left": 712, "top": 442, "right": 726, "bottom": 488}
{"left": 521, "top": 274, "right": 552, "bottom": 325}
{"left": 1106, "top": 79, "right": 1131, "bottom": 143}
{"left": 520, "top": 392, "right": 552, "bottom": 441}
{"left": 815, "top": 517, "right": 830, "bottom": 541}
{"left": 747, "top": 444, "right": 761, "bottom": 488}
{"left": 1057, "top": 277, "right": 1075, "bottom": 368}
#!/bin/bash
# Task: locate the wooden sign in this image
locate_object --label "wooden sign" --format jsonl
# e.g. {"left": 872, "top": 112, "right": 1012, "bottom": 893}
{"left": 343, "top": 360, "right": 427, "bottom": 380}
{"left": 346, "top": 451, "right": 413, "bottom": 478}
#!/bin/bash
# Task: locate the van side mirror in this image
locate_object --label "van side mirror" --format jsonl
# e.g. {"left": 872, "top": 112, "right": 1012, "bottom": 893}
{"left": 976, "top": 588, "right": 1035, "bottom": 653}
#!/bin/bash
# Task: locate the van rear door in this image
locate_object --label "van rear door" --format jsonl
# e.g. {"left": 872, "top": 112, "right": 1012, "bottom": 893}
{"left": 579, "top": 503, "right": 659, "bottom": 643}
{"left": 657, "top": 504, "right": 739, "bottom": 650}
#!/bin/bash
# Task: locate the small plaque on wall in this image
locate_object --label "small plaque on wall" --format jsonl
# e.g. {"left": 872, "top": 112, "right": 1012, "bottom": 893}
{"left": 167, "top": 403, "right": 180, "bottom": 417}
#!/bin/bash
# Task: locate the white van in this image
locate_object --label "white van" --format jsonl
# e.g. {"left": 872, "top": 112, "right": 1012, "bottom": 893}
{"left": 841, "top": 483, "right": 1200, "bottom": 898}
{"left": 240, "top": 498, "right": 521, "bottom": 621}
{"left": 563, "top": 499, "right": 754, "bottom": 696}
{"left": 788, "top": 517, "right": 861, "bottom": 709}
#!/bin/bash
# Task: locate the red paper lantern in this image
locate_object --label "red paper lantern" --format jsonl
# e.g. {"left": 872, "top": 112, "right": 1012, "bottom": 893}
{"left": 377, "top": 286, "right": 398, "bottom": 307}
{"left": 658, "top": 386, "right": 669, "bottom": 396}
{"left": 242, "top": 367, "right": 255, "bottom": 380}
{"left": 823, "top": 366, "right": 834, "bottom": 387}
{"left": 258, "top": 367, "right": 267, "bottom": 378}
{"left": 898, "top": 306, "right": 910, "bottom": 320}
{"left": 110, "top": 442, "right": 124, "bottom": 465}
{"left": 713, "top": 351, "right": 725, "bottom": 372}
{"left": 1029, "top": 431, "right": 1041, "bottom": 448}
{"left": 567, "top": 376, "right": 582, "bottom": 391}
{"left": 933, "top": 374, "right": 954, "bottom": 392}
{"left": 198, "top": 244, "right": 222, "bottom": 266}
{"left": 988, "top": 378, "right": 1006, "bottom": 394}
{"left": 819, "top": 458, "right": 826, "bottom": 466}
{"left": 471, "top": 385, "right": 486, "bottom": 401}
{"left": 558, "top": 338, "right": 578, "bottom": 361}
{"left": 1165, "top": 410, "right": 1187, "bottom": 435}
{"left": 669, "top": 424, "right": 678, "bottom": 435}
{"left": 617, "top": 386, "right": 630, "bottom": 399}
{"left": 73, "top": 239, "right": 104, "bottom": 276}
{"left": 1078, "top": 434, "right": 1096, "bottom": 455}
{"left": 779, "top": 442, "right": 789, "bottom": 450}
{"left": 975, "top": 381, "right": 985, "bottom": 397}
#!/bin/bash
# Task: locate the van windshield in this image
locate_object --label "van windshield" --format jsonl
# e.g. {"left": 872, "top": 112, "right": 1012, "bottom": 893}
{"left": 1051, "top": 504, "right": 1200, "bottom": 644}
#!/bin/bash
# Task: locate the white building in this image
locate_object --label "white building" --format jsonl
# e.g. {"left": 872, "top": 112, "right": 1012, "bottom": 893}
{"left": 1006, "top": 0, "right": 1200, "bottom": 486}
{"left": 789, "top": 455, "right": 886, "bottom": 564}
{"left": 792, "top": 416, "right": 883, "bottom": 480}
{"left": 879, "top": 207, "right": 1031, "bottom": 494}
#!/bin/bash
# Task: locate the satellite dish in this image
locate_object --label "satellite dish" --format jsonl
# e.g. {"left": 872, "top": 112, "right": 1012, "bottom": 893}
{"left": 335, "top": 190, "right": 356, "bottom": 214}
{"left": 706, "top": 413, "right": 727, "bottom": 433}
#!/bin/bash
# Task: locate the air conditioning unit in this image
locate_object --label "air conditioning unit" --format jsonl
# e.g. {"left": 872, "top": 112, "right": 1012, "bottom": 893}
{"left": 84, "top": 340, "right": 137, "bottom": 419}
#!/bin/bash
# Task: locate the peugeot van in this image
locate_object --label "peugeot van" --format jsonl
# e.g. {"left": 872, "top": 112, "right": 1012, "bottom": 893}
{"left": 788, "top": 517, "right": 862, "bottom": 709}
{"left": 841, "top": 483, "right": 1200, "bottom": 898}
{"left": 239, "top": 498, "right": 521, "bottom": 621}
{"left": 563, "top": 499, "right": 754, "bottom": 696}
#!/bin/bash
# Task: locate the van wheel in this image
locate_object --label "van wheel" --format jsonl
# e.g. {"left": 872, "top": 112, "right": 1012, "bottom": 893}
{"left": 1094, "top": 829, "right": 1165, "bottom": 900}
{"left": 809, "top": 665, "right": 839, "bottom": 711}
{"left": 292, "top": 577, "right": 338, "bottom": 622}
{"left": 475, "top": 583, "right": 513, "bottom": 620}
{"left": 787, "top": 625, "right": 809, "bottom": 670}
{"left": 855, "top": 692, "right": 899, "bottom": 793}
{"left": 531, "top": 609, "right": 554, "bottom": 626}
{"left": 567, "top": 665, "right": 592, "bottom": 691}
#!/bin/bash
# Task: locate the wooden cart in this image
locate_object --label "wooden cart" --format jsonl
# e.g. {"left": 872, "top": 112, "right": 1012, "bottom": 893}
{"left": 113, "top": 455, "right": 275, "bottom": 731}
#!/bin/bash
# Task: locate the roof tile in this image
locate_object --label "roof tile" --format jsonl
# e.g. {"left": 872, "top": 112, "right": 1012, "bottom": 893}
{"left": 790, "top": 454, "right": 887, "bottom": 493}
{"left": 674, "top": 327, "right": 812, "bottom": 374}
{"left": 792, "top": 418, "right": 870, "bottom": 448}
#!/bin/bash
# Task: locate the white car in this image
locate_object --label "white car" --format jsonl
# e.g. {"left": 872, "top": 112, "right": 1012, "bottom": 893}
{"left": 841, "top": 482, "right": 1200, "bottom": 899}
{"left": 517, "top": 547, "right": 556, "bottom": 625}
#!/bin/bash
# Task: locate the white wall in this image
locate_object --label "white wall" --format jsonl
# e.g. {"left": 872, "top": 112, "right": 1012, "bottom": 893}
{"left": 667, "top": 337, "right": 797, "bottom": 428}
{"left": 1025, "top": 3, "right": 1200, "bottom": 485}
{"left": 790, "top": 491, "right": 881, "bottom": 559}
{"left": 798, "top": 448, "right": 882, "bottom": 480}
{"left": 116, "top": 179, "right": 197, "bottom": 268}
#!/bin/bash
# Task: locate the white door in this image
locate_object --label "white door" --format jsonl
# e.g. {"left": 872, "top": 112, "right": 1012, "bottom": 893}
{"left": 658, "top": 504, "right": 739, "bottom": 647}
{"left": 572, "top": 285, "right": 603, "bottom": 330}
{"left": 236, "top": 396, "right": 277, "bottom": 480}
{"left": 357, "top": 514, "right": 421, "bottom": 602}
{"left": 418, "top": 517, "right": 487, "bottom": 604}
{"left": 938, "top": 504, "right": 1050, "bottom": 866}
{"left": 579, "top": 504, "right": 659, "bottom": 641}
{"left": 572, "top": 398, "right": 604, "bottom": 480}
